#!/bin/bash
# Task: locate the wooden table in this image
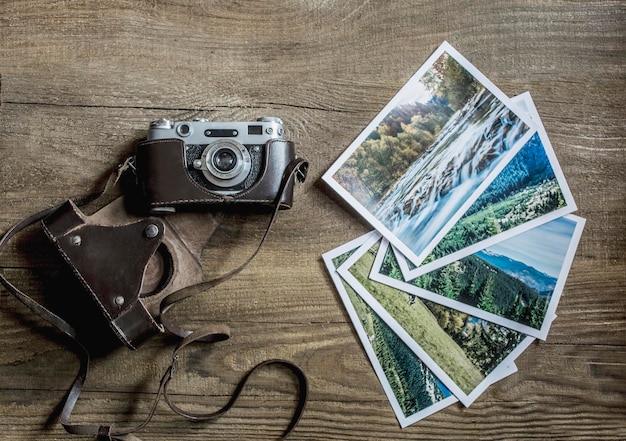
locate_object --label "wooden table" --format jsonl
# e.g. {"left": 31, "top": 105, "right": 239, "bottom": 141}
{"left": 0, "top": 1, "right": 624, "bottom": 440}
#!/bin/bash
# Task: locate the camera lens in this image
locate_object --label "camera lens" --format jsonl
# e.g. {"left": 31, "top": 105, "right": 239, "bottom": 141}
{"left": 213, "top": 148, "right": 237, "bottom": 172}
{"left": 200, "top": 140, "right": 252, "bottom": 189}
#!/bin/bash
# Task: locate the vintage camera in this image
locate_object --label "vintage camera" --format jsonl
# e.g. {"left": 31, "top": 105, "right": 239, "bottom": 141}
{"left": 135, "top": 117, "right": 303, "bottom": 213}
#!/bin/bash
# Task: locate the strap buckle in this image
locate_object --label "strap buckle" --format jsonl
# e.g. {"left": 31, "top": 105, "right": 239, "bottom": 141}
{"left": 169, "top": 354, "right": 180, "bottom": 379}
{"left": 295, "top": 159, "right": 308, "bottom": 183}
{"left": 96, "top": 425, "right": 112, "bottom": 440}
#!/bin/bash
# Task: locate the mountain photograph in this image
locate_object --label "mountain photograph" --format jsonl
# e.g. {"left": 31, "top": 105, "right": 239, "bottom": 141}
{"left": 476, "top": 249, "right": 557, "bottom": 296}
{"left": 379, "top": 216, "right": 579, "bottom": 331}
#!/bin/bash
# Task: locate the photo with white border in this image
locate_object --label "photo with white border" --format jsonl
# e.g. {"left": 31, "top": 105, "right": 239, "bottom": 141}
{"left": 401, "top": 92, "right": 577, "bottom": 278}
{"left": 323, "top": 41, "right": 537, "bottom": 267}
{"left": 322, "top": 233, "right": 458, "bottom": 427}
{"left": 335, "top": 232, "right": 534, "bottom": 407}
{"left": 373, "top": 215, "right": 585, "bottom": 339}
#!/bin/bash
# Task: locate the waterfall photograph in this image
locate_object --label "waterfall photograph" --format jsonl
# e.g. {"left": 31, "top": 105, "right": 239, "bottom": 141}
{"left": 398, "top": 92, "right": 577, "bottom": 279}
{"left": 324, "top": 42, "right": 536, "bottom": 266}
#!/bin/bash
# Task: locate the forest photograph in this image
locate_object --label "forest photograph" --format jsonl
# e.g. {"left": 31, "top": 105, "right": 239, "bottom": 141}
{"left": 325, "top": 247, "right": 455, "bottom": 425}
{"left": 376, "top": 216, "right": 584, "bottom": 337}
{"left": 325, "top": 42, "right": 535, "bottom": 265}
{"left": 340, "top": 240, "right": 526, "bottom": 398}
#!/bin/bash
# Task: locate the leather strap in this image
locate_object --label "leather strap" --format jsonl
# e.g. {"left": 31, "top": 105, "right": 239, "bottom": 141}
{"left": 58, "top": 326, "right": 307, "bottom": 441}
{"left": 162, "top": 327, "right": 308, "bottom": 437}
{"left": 0, "top": 156, "right": 309, "bottom": 440}
{"left": 0, "top": 204, "right": 78, "bottom": 339}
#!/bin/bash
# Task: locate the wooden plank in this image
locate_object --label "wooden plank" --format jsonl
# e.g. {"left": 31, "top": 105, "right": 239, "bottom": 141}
{"left": 0, "top": 0, "right": 624, "bottom": 439}
{"left": 0, "top": 344, "right": 624, "bottom": 440}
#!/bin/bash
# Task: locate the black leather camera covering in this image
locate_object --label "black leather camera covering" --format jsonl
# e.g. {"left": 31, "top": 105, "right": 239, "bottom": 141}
{"left": 42, "top": 201, "right": 165, "bottom": 349}
{"left": 135, "top": 138, "right": 297, "bottom": 211}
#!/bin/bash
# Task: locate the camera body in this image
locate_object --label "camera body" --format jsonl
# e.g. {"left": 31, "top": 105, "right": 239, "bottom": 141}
{"left": 135, "top": 117, "right": 299, "bottom": 213}
{"left": 148, "top": 117, "right": 284, "bottom": 194}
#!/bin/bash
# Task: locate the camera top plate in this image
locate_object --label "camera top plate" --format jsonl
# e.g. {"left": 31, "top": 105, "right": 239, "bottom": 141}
{"left": 148, "top": 117, "right": 284, "bottom": 146}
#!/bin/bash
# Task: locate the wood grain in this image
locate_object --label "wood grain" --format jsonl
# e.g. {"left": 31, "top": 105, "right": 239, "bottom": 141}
{"left": 1, "top": 0, "right": 624, "bottom": 440}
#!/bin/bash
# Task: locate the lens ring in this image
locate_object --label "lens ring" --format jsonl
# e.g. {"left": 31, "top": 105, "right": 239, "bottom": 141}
{"left": 201, "top": 140, "right": 252, "bottom": 188}
{"left": 205, "top": 142, "right": 245, "bottom": 179}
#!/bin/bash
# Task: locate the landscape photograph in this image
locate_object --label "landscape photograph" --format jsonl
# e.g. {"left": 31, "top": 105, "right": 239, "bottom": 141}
{"left": 376, "top": 216, "right": 584, "bottom": 337}
{"left": 339, "top": 240, "right": 526, "bottom": 399}
{"left": 414, "top": 130, "right": 574, "bottom": 274}
{"left": 324, "top": 243, "right": 456, "bottom": 426}
{"left": 403, "top": 93, "right": 576, "bottom": 278}
{"left": 325, "top": 42, "right": 534, "bottom": 265}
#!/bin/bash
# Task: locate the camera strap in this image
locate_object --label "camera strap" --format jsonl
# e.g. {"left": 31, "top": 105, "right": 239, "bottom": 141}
{"left": 0, "top": 156, "right": 309, "bottom": 440}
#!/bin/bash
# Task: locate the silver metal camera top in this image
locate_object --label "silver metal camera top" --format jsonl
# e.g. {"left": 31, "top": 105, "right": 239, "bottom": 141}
{"left": 147, "top": 117, "right": 284, "bottom": 146}
{"left": 257, "top": 116, "right": 283, "bottom": 124}
{"left": 150, "top": 118, "right": 174, "bottom": 129}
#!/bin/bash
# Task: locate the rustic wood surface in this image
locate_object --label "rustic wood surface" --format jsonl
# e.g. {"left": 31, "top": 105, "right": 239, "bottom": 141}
{"left": 0, "top": 1, "right": 624, "bottom": 440}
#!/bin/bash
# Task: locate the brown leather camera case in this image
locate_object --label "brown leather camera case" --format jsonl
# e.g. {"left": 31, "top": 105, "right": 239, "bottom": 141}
{"left": 135, "top": 138, "right": 297, "bottom": 211}
{"left": 41, "top": 198, "right": 217, "bottom": 349}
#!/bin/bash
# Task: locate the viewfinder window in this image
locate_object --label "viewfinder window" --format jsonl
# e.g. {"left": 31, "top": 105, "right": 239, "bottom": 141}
{"left": 248, "top": 125, "right": 263, "bottom": 135}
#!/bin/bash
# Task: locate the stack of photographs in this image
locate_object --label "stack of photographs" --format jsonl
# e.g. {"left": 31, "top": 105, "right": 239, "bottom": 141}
{"left": 322, "top": 42, "right": 585, "bottom": 427}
